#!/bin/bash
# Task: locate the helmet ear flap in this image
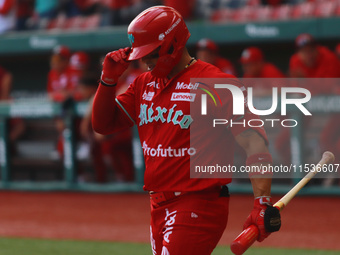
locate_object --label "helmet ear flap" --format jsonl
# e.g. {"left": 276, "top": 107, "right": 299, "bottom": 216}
{"left": 151, "top": 41, "right": 184, "bottom": 78}
{"left": 151, "top": 28, "right": 188, "bottom": 78}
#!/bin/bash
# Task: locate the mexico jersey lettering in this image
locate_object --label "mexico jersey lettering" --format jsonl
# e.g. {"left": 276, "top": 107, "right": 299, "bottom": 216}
{"left": 115, "top": 60, "right": 268, "bottom": 192}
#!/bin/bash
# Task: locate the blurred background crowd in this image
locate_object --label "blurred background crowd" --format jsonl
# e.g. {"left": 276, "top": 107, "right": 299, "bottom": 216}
{"left": 0, "top": 0, "right": 339, "bottom": 33}
{"left": 0, "top": 0, "right": 340, "bottom": 186}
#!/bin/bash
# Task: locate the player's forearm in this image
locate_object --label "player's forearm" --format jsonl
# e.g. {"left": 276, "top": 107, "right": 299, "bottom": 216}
{"left": 235, "top": 129, "right": 273, "bottom": 197}
{"left": 250, "top": 172, "right": 272, "bottom": 197}
{"left": 92, "top": 84, "right": 118, "bottom": 135}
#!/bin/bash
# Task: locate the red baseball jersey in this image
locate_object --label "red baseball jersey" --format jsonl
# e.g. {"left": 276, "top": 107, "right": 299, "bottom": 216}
{"left": 94, "top": 60, "right": 268, "bottom": 192}
{"left": 290, "top": 46, "right": 340, "bottom": 94}
{"left": 47, "top": 67, "right": 73, "bottom": 93}
{"left": 242, "top": 62, "right": 285, "bottom": 91}
{"left": 290, "top": 46, "right": 340, "bottom": 78}
{"left": 214, "top": 57, "right": 236, "bottom": 76}
{"left": 243, "top": 63, "right": 285, "bottom": 79}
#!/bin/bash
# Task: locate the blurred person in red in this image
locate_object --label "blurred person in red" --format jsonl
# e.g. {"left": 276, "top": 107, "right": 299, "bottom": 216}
{"left": 240, "top": 46, "right": 285, "bottom": 96}
{"left": 100, "top": 0, "right": 159, "bottom": 26}
{"left": 335, "top": 43, "right": 340, "bottom": 60}
{"left": 196, "top": 38, "right": 236, "bottom": 76}
{"left": 16, "top": 0, "right": 34, "bottom": 31}
{"left": 47, "top": 45, "right": 73, "bottom": 102}
{"left": 289, "top": 33, "right": 340, "bottom": 93}
{"left": 79, "top": 63, "right": 140, "bottom": 182}
{"left": 74, "top": 0, "right": 102, "bottom": 16}
{"left": 69, "top": 51, "right": 90, "bottom": 101}
{"left": 241, "top": 47, "right": 285, "bottom": 79}
{"left": 0, "top": 0, "right": 16, "bottom": 33}
{"left": 239, "top": 46, "right": 286, "bottom": 166}
{"left": 78, "top": 74, "right": 108, "bottom": 182}
{"left": 97, "top": 59, "right": 146, "bottom": 182}
{"left": 290, "top": 34, "right": 340, "bottom": 183}
{"left": 162, "top": 0, "right": 195, "bottom": 20}
{"left": 0, "top": 65, "right": 25, "bottom": 154}
{"left": 260, "top": 0, "right": 286, "bottom": 6}
{"left": 0, "top": 65, "right": 11, "bottom": 101}
{"left": 47, "top": 45, "right": 74, "bottom": 158}
{"left": 100, "top": 0, "right": 131, "bottom": 26}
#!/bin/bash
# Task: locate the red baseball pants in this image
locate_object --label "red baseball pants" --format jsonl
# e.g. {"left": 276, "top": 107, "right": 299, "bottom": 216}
{"left": 150, "top": 189, "right": 229, "bottom": 255}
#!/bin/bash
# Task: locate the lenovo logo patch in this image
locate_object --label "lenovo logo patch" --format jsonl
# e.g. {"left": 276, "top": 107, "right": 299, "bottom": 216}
{"left": 171, "top": 93, "right": 196, "bottom": 102}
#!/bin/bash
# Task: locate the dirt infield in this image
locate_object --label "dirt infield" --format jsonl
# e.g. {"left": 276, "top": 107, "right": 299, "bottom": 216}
{"left": 0, "top": 191, "right": 339, "bottom": 250}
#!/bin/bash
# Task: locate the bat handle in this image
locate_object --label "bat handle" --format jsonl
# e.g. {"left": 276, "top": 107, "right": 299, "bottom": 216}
{"left": 230, "top": 225, "right": 259, "bottom": 255}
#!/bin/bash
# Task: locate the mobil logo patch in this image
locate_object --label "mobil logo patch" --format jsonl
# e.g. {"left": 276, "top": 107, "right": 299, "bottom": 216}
{"left": 171, "top": 92, "right": 196, "bottom": 102}
{"left": 175, "top": 82, "right": 199, "bottom": 90}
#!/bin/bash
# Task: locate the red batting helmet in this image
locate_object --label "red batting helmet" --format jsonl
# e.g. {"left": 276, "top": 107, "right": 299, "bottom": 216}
{"left": 240, "top": 47, "right": 264, "bottom": 64}
{"left": 295, "top": 33, "right": 316, "bottom": 49}
{"left": 196, "top": 38, "right": 219, "bottom": 53}
{"left": 53, "top": 45, "right": 71, "bottom": 59}
{"left": 127, "top": 6, "right": 190, "bottom": 78}
{"left": 70, "top": 51, "right": 89, "bottom": 70}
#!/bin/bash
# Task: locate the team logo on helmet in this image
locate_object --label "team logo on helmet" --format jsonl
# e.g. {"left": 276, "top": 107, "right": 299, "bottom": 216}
{"left": 128, "top": 33, "right": 135, "bottom": 44}
{"left": 158, "top": 33, "right": 165, "bottom": 41}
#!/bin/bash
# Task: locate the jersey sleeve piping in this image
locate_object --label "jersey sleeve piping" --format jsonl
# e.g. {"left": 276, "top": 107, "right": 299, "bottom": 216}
{"left": 115, "top": 98, "right": 136, "bottom": 125}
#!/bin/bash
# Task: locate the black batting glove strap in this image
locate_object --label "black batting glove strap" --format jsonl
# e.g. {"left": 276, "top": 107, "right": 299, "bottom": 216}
{"left": 100, "top": 80, "right": 117, "bottom": 87}
{"left": 264, "top": 206, "right": 281, "bottom": 232}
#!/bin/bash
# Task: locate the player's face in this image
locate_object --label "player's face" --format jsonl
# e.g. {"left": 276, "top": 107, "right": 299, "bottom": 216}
{"left": 299, "top": 45, "right": 318, "bottom": 67}
{"left": 196, "top": 49, "right": 215, "bottom": 64}
{"left": 50, "top": 55, "right": 68, "bottom": 73}
{"left": 141, "top": 48, "right": 159, "bottom": 71}
{"left": 242, "top": 61, "right": 262, "bottom": 77}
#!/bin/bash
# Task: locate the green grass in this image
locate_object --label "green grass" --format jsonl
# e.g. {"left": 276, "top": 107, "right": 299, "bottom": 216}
{"left": 0, "top": 237, "right": 338, "bottom": 255}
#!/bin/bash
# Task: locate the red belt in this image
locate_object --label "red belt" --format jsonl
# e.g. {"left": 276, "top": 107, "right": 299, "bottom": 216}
{"left": 149, "top": 186, "right": 228, "bottom": 204}
{"left": 149, "top": 191, "right": 183, "bottom": 204}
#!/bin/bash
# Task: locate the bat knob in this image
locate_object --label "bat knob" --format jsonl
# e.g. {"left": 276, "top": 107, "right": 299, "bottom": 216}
{"left": 322, "top": 151, "right": 335, "bottom": 164}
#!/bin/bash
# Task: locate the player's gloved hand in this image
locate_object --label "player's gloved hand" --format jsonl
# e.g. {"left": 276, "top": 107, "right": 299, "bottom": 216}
{"left": 243, "top": 196, "right": 281, "bottom": 242}
{"left": 101, "top": 47, "right": 131, "bottom": 86}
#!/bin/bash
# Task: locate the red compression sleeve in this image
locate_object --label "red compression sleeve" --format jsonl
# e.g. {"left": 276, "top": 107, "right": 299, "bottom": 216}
{"left": 92, "top": 84, "right": 134, "bottom": 135}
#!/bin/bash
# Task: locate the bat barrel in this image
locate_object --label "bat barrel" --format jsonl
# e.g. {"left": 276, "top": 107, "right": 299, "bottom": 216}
{"left": 230, "top": 225, "right": 259, "bottom": 255}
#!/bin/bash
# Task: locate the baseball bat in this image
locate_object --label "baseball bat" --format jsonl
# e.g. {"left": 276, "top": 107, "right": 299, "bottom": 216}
{"left": 230, "top": 151, "right": 335, "bottom": 255}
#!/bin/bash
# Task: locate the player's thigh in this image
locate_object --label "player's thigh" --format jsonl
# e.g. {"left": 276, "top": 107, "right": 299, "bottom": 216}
{"left": 150, "top": 224, "right": 163, "bottom": 255}
{"left": 163, "top": 196, "right": 229, "bottom": 255}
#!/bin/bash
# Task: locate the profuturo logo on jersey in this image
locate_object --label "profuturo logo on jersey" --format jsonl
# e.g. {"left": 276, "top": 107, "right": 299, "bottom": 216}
{"left": 142, "top": 141, "right": 196, "bottom": 157}
{"left": 139, "top": 103, "right": 193, "bottom": 129}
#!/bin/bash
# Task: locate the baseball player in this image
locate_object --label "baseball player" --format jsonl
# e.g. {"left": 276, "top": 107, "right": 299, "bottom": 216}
{"left": 196, "top": 38, "right": 236, "bottom": 76}
{"left": 289, "top": 33, "right": 340, "bottom": 82}
{"left": 240, "top": 47, "right": 285, "bottom": 79}
{"left": 69, "top": 51, "right": 90, "bottom": 100}
{"left": 92, "top": 6, "right": 280, "bottom": 254}
{"left": 47, "top": 45, "right": 73, "bottom": 102}
{"left": 336, "top": 43, "right": 340, "bottom": 59}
